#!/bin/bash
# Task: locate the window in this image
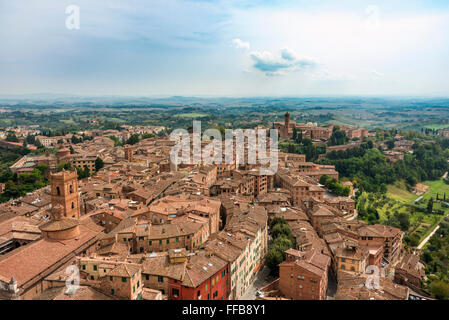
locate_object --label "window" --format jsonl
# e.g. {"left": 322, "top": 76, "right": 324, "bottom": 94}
{"left": 140, "top": 247, "right": 144, "bottom": 253}
{"left": 71, "top": 202, "right": 75, "bottom": 209}
{"left": 111, "top": 289, "right": 115, "bottom": 295}
{"left": 93, "top": 265, "right": 97, "bottom": 271}
{"left": 205, "top": 284, "right": 208, "bottom": 291}
{"left": 176, "top": 237, "right": 179, "bottom": 242}
{"left": 166, "top": 239, "right": 170, "bottom": 244}
{"left": 187, "top": 235, "right": 190, "bottom": 239}
{"left": 133, "top": 286, "right": 135, "bottom": 293}
{"left": 341, "top": 265, "right": 346, "bottom": 270}
{"left": 172, "top": 289, "right": 179, "bottom": 297}
{"left": 213, "top": 291, "right": 218, "bottom": 298}
{"left": 122, "top": 277, "right": 127, "bottom": 282}
{"left": 149, "top": 240, "right": 152, "bottom": 246}
{"left": 341, "top": 258, "right": 346, "bottom": 263}
{"left": 56, "top": 186, "right": 61, "bottom": 196}
{"left": 82, "top": 265, "right": 86, "bottom": 270}
{"left": 212, "top": 279, "right": 215, "bottom": 287}
{"left": 69, "top": 185, "right": 73, "bottom": 194}
{"left": 290, "top": 273, "right": 294, "bottom": 278}
{"left": 123, "top": 238, "right": 127, "bottom": 242}
{"left": 145, "top": 274, "right": 149, "bottom": 280}
{"left": 158, "top": 276, "right": 164, "bottom": 283}
{"left": 197, "top": 290, "right": 201, "bottom": 298}
{"left": 159, "top": 239, "right": 162, "bottom": 245}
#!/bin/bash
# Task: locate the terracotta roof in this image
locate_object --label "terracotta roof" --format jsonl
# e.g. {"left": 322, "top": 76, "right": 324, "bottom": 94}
{"left": 107, "top": 263, "right": 140, "bottom": 278}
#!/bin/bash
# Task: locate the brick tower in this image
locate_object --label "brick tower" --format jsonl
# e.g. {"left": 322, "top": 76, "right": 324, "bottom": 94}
{"left": 284, "top": 111, "right": 290, "bottom": 128}
{"left": 50, "top": 169, "right": 80, "bottom": 219}
{"left": 124, "top": 146, "right": 133, "bottom": 162}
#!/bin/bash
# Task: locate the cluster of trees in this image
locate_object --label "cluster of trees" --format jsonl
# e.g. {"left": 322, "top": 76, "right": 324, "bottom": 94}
{"left": 71, "top": 134, "right": 93, "bottom": 144}
{"left": 281, "top": 139, "right": 327, "bottom": 162}
{"left": 320, "top": 142, "right": 449, "bottom": 194}
{"left": 265, "top": 218, "right": 295, "bottom": 275}
{"left": 328, "top": 126, "right": 349, "bottom": 146}
{"left": 421, "top": 216, "right": 449, "bottom": 299}
{"left": 0, "top": 165, "right": 49, "bottom": 203}
{"left": 325, "top": 141, "right": 375, "bottom": 160}
{"left": 292, "top": 128, "right": 303, "bottom": 143}
{"left": 319, "top": 175, "right": 350, "bottom": 196}
{"left": 385, "top": 211, "right": 410, "bottom": 232}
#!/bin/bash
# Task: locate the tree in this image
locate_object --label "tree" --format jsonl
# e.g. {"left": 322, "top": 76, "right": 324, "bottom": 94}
{"left": 430, "top": 281, "right": 449, "bottom": 300}
{"left": 386, "top": 140, "right": 395, "bottom": 150}
{"left": 126, "top": 134, "right": 140, "bottom": 145}
{"left": 397, "top": 212, "right": 410, "bottom": 231}
{"left": 271, "top": 223, "right": 292, "bottom": 239}
{"left": 95, "top": 157, "right": 104, "bottom": 171}
{"left": 427, "top": 197, "right": 434, "bottom": 213}
{"left": 265, "top": 248, "right": 284, "bottom": 275}
{"left": 6, "top": 132, "right": 19, "bottom": 142}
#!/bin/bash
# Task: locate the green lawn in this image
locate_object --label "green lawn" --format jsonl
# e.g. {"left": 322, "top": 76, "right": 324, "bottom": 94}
{"left": 421, "top": 179, "right": 449, "bottom": 202}
{"left": 387, "top": 182, "right": 419, "bottom": 203}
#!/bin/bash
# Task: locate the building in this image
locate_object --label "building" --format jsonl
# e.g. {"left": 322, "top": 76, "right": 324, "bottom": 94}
{"left": 394, "top": 253, "right": 425, "bottom": 290}
{"left": 100, "top": 263, "right": 143, "bottom": 300}
{"left": 168, "top": 251, "right": 228, "bottom": 300}
{"left": 278, "top": 248, "right": 330, "bottom": 300}
{"left": 50, "top": 170, "right": 80, "bottom": 220}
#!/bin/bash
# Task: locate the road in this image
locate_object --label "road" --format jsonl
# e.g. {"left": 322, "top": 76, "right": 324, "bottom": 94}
{"left": 417, "top": 225, "right": 440, "bottom": 249}
{"left": 240, "top": 266, "right": 273, "bottom": 300}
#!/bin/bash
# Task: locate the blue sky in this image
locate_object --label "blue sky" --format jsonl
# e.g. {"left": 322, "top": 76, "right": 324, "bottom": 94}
{"left": 0, "top": 0, "right": 448, "bottom": 96}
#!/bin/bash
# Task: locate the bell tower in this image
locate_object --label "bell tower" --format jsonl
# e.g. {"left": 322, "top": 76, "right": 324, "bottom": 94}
{"left": 50, "top": 169, "right": 80, "bottom": 219}
{"left": 284, "top": 111, "right": 290, "bottom": 128}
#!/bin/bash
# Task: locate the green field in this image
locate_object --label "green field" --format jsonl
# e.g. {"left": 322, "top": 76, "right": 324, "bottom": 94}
{"left": 424, "top": 124, "right": 449, "bottom": 130}
{"left": 60, "top": 119, "right": 76, "bottom": 125}
{"left": 387, "top": 182, "right": 418, "bottom": 203}
{"left": 177, "top": 113, "right": 208, "bottom": 118}
{"left": 420, "top": 179, "right": 449, "bottom": 203}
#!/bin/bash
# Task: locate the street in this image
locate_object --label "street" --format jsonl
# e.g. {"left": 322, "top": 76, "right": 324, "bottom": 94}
{"left": 240, "top": 266, "right": 273, "bottom": 300}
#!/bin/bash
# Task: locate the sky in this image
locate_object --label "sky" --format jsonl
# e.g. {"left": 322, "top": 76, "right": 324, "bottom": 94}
{"left": 0, "top": 0, "right": 449, "bottom": 97}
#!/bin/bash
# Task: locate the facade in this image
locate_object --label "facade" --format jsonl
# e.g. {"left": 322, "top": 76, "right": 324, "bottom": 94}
{"left": 168, "top": 251, "right": 228, "bottom": 300}
{"left": 279, "top": 248, "right": 330, "bottom": 300}
{"left": 50, "top": 170, "right": 81, "bottom": 219}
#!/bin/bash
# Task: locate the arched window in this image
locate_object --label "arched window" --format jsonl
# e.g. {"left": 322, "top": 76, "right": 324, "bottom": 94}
{"left": 56, "top": 186, "right": 61, "bottom": 196}
{"left": 69, "top": 185, "right": 73, "bottom": 194}
{"left": 350, "top": 266, "right": 355, "bottom": 271}
{"left": 72, "top": 202, "right": 75, "bottom": 209}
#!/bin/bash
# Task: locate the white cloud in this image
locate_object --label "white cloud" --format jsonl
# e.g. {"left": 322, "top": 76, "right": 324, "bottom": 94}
{"left": 232, "top": 38, "right": 250, "bottom": 50}
{"left": 370, "top": 70, "right": 384, "bottom": 77}
{"left": 249, "top": 47, "right": 318, "bottom": 76}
